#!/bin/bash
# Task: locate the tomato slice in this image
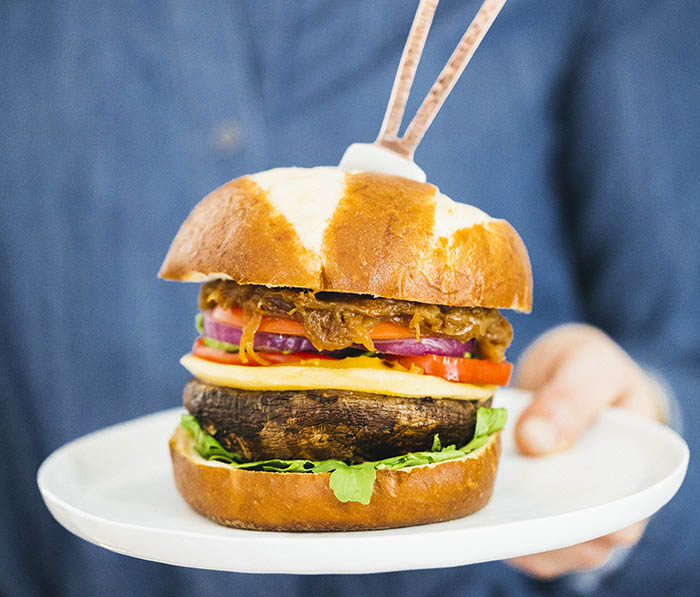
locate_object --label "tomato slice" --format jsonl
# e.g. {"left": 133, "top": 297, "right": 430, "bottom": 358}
{"left": 211, "top": 306, "right": 416, "bottom": 340}
{"left": 387, "top": 354, "right": 512, "bottom": 386}
{"left": 211, "top": 306, "right": 306, "bottom": 336}
{"left": 367, "top": 321, "right": 416, "bottom": 340}
{"left": 192, "top": 337, "right": 335, "bottom": 366}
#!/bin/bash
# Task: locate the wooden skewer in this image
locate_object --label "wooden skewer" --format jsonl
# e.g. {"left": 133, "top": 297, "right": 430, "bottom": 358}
{"left": 401, "top": 0, "right": 507, "bottom": 157}
{"left": 375, "top": 0, "right": 507, "bottom": 160}
{"left": 376, "top": 0, "right": 439, "bottom": 146}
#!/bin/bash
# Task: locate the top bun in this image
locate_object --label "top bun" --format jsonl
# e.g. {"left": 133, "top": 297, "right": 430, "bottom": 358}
{"left": 159, "top": 167, "right": 532, "bottom": 311}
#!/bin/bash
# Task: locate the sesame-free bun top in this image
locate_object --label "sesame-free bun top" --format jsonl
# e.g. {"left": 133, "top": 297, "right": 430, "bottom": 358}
{"left": 159, "top": 167, "right": 532, "bottom": 311}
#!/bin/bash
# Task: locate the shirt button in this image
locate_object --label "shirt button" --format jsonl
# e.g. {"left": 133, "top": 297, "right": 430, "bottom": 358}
{"left": 211, "top": 120, "right": 243, "bottom": 153}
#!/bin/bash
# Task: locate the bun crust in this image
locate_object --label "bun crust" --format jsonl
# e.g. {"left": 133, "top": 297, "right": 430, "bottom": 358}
{"left": 159, "top": 167, "right": 532, "bottom": 311}
{"left": 169, "top": 425, "right": 501, "bottom": 531}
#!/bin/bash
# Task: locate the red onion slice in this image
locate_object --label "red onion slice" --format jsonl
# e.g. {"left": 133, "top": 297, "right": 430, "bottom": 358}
{"left": 202, "top": 312, "right": 317, "bottom": 353}
{"left": 201, "top": 311, "right": 475, "bottom": 357}
{"left": 372, "top": 337, "right": 475, "bottom": 357}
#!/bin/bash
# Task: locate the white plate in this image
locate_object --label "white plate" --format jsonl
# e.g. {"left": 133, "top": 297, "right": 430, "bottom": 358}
{"left": 37, "top": 390, "right": 688, "bottom": 574}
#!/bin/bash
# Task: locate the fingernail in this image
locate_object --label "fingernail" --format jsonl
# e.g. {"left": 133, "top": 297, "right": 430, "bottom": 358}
{"left": 519, "top": 416, "right": 558, "bottom": 454}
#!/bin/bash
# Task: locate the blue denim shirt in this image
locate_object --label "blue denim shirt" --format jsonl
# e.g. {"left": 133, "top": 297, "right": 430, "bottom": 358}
{"left": 2, "top": 1, "right": 699, "bottom": 595}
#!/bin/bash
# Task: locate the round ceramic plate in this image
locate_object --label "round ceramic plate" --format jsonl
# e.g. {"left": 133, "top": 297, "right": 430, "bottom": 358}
{"left": 37, "top": 390, "right": 688, "bottom": 574}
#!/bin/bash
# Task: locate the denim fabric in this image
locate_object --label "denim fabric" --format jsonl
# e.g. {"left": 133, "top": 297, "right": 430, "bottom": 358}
{"left": 1, "top": 1, "right": 699, "bottom": 596}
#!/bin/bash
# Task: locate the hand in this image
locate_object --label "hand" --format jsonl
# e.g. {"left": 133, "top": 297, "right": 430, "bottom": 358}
{"left": 506, "top": 324, "right": 664, "bottom": 580}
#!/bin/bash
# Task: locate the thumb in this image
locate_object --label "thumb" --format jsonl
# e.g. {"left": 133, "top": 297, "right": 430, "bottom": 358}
{"left": 514, "top": 327, "right": 633, "bottom": 456}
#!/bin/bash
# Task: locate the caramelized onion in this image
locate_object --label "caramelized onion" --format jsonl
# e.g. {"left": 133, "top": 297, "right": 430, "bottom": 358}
{"left": 199, "top": 280, "right": 512, "bottom": 361}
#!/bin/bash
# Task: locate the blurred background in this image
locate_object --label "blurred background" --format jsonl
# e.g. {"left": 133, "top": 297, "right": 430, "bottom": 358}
{"left": 1, "top": 1, "right": 699, "bottom": 595}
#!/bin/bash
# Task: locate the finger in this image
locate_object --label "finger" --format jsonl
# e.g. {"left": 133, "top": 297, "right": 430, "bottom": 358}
{"left": 508, "top": 540, "right": 615, "bottom": 580}
{"left": 616, "top": 376, "right": 663, "bottom": 420}
{"left": 514, "top": 326, "right": 575, "bottom": 391}
{"left": 518, "top": 326, "right": 661, "bottom": 421}
{"left": 515, "top": 332, "right": 634, "bottom": 455}
{"left": 596, "top": 520, "right": 647, "bottom": 548}
{"left": 508, "top": 522, "right": 646, "bottom": 580}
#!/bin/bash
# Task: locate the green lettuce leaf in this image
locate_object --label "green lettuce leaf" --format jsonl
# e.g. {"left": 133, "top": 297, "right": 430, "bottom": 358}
{"left": 180, "top": 406, "right": 507, "bottom": 505}
{"left": 201, "top": 336, "right": 239, "bottom": 352}
{"left": 194, "top": 313, "right": 239, "bottom": 352}
{"left": 311, "top": 460, "right": 347, "bottom": 473}
{"left": 181, "top": 414, "right": 243, "bottom": 463}
{"left": 462, "top": 407, "right": 507, "bottom": 452}
{"left": 475, "top": 406, "right": 508, "bottom": 438}
{"left": 235, "top": 459, "right": 315, "bottom": 472}
{"left": 374, "top": 446, "right": 465, "bottom": 471}
{"left": 328, "top": 462, "right": 377, "bottom": 505}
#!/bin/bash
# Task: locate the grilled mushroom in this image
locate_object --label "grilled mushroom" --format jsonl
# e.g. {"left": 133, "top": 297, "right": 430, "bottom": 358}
{"left": 184, "top": 378, "right": 491, "bottom": 462}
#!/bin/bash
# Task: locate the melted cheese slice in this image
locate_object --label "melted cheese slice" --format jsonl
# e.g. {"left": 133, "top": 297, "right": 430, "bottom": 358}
{"left": 180, "top": 353, "right": 495, "bottom": 401}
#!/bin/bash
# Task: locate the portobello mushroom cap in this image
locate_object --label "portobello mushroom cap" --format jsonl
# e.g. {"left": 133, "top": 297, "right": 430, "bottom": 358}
{"left": 183, "top": 378, "right": 493, "bottom": 462}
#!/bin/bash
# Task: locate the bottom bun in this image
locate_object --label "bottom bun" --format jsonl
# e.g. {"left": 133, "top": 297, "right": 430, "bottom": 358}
{"left": 170, "top": 426, "right": 502, "bottom": 531}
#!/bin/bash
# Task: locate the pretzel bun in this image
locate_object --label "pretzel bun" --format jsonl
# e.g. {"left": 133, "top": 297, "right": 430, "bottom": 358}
{"left": 169, "top": 425, "right": 502, "bottom": 531}
{"left": 159, "top": 167, "right": 532, "bottom": 311}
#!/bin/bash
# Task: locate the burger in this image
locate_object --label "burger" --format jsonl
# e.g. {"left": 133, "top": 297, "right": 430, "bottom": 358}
{"left": 159, "top": 167, "right": 532, "bottom": 531}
